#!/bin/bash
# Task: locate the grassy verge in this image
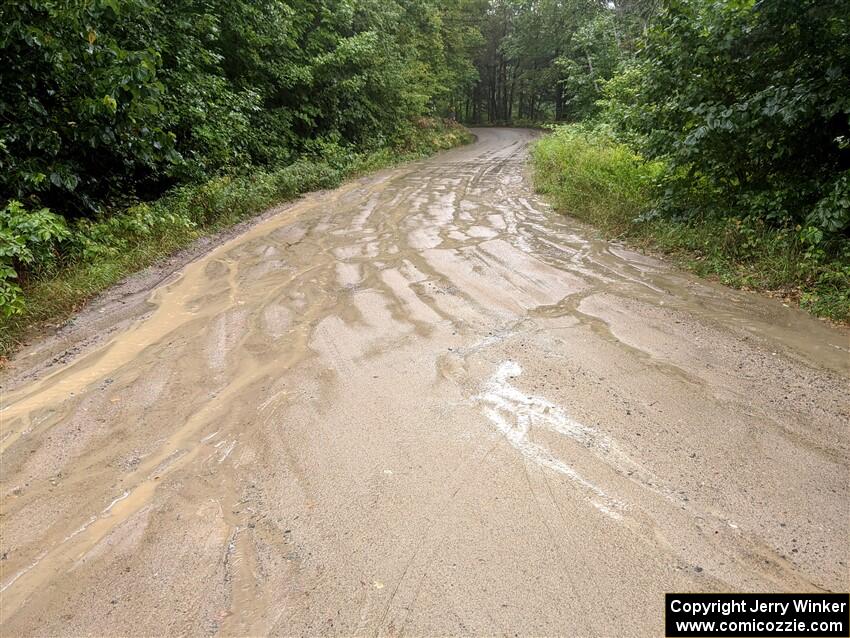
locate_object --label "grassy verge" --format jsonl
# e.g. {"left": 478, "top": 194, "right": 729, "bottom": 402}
{"left": 0, "top": 118, "right": 473, "bottom": 359}
{"left": 531, "top": 124, "right": 850, "bottom": 322}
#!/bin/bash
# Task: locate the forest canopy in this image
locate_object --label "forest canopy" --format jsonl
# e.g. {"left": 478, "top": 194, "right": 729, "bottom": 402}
{"left": 2, "top": 0, "right": 473, "bottom": 213}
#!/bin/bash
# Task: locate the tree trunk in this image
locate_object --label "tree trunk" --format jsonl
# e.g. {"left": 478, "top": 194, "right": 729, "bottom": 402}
{"left": 507, "top": 65, "right": 517, "bottom": 122}
{"left": 554, "top": 81, "right": 564, "bottom": 121}
{"left": 586, "top": 51, "right": 600, "bottom": 93}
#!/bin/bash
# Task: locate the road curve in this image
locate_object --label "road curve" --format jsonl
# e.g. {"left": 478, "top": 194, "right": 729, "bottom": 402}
{"left": 1, "top": 128, "right": 848, "bottom": 636}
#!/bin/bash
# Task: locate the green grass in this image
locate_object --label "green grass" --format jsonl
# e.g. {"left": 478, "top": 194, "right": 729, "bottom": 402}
{"left": 532, "top": 124, "right": 662, "bottom": 233}
{"left": 531, "top": 124, "right": 850, "bottom": 322}
{"left": 0, "top": 118, "right": 473, "bottom": 359}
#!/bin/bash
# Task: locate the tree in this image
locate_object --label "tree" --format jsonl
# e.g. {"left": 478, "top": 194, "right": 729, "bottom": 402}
{"left": 621, "top": 0, "right": 850, "bottom": 235}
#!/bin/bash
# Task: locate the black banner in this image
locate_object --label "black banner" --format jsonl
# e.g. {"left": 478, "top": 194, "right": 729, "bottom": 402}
{"left": 665, "top": 593, "right": 849, "bottom": 637}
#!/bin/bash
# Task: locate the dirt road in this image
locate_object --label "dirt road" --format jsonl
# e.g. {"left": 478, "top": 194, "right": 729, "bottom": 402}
{"left": 1, "top": 128, "right": 848, "bottom": 636}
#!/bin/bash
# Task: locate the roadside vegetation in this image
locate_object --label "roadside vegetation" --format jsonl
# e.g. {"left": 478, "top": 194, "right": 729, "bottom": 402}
{"left": 533, "top": 125, "right": 850, "bottom": 319}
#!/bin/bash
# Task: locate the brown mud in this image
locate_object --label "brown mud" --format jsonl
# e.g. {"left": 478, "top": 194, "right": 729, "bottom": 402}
{"left": 1, "top": 128, "right": 848, "bottom": 636}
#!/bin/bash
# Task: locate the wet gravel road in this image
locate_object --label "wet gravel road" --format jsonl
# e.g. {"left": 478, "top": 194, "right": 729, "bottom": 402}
{"left": 1, "top": 128, "right": 848, "bottom": 636}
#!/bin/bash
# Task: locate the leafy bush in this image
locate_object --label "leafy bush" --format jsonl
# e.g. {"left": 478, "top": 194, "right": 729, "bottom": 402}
{"left": 0, "top": 200, "right": 70, "bottom": 315}
{"left": 72, "top": 203, "right": 194, "bottom": 262}
{"left": 1, "top": 0, "right": 178, "bottom": 213}
{"left": 809, "top": 171, "right": 850, "bottom": 234}
{"left": 613, "top": 0, "right": 850, "bottom": 243}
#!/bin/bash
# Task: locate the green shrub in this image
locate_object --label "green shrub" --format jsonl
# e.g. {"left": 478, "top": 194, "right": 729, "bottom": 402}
{"left": 531, "top": 124, "right": 661, "bottom": 233}
{"left": 610, "top": 0, "right": 850, "bottom": 243}
{"left": 72, "top": 202, "right": 195, "bottom": 262}
{"left": 1, "top": 1, "right": 179, "bottom": 213}
{"left": 0, "top": 200, "right": 70, "bottom": 316}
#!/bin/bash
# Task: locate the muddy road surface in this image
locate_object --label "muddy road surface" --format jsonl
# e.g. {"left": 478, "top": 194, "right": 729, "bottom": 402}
{"left": 1, "top": 128, "right": 848, "bottom": 636}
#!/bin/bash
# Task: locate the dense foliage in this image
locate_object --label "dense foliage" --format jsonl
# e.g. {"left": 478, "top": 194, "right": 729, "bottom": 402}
{"left": 1, "top": 0, "right": 471, "bottom": 211}
{"left": 616, "top": 0, "right": 850, "bottom": 237}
